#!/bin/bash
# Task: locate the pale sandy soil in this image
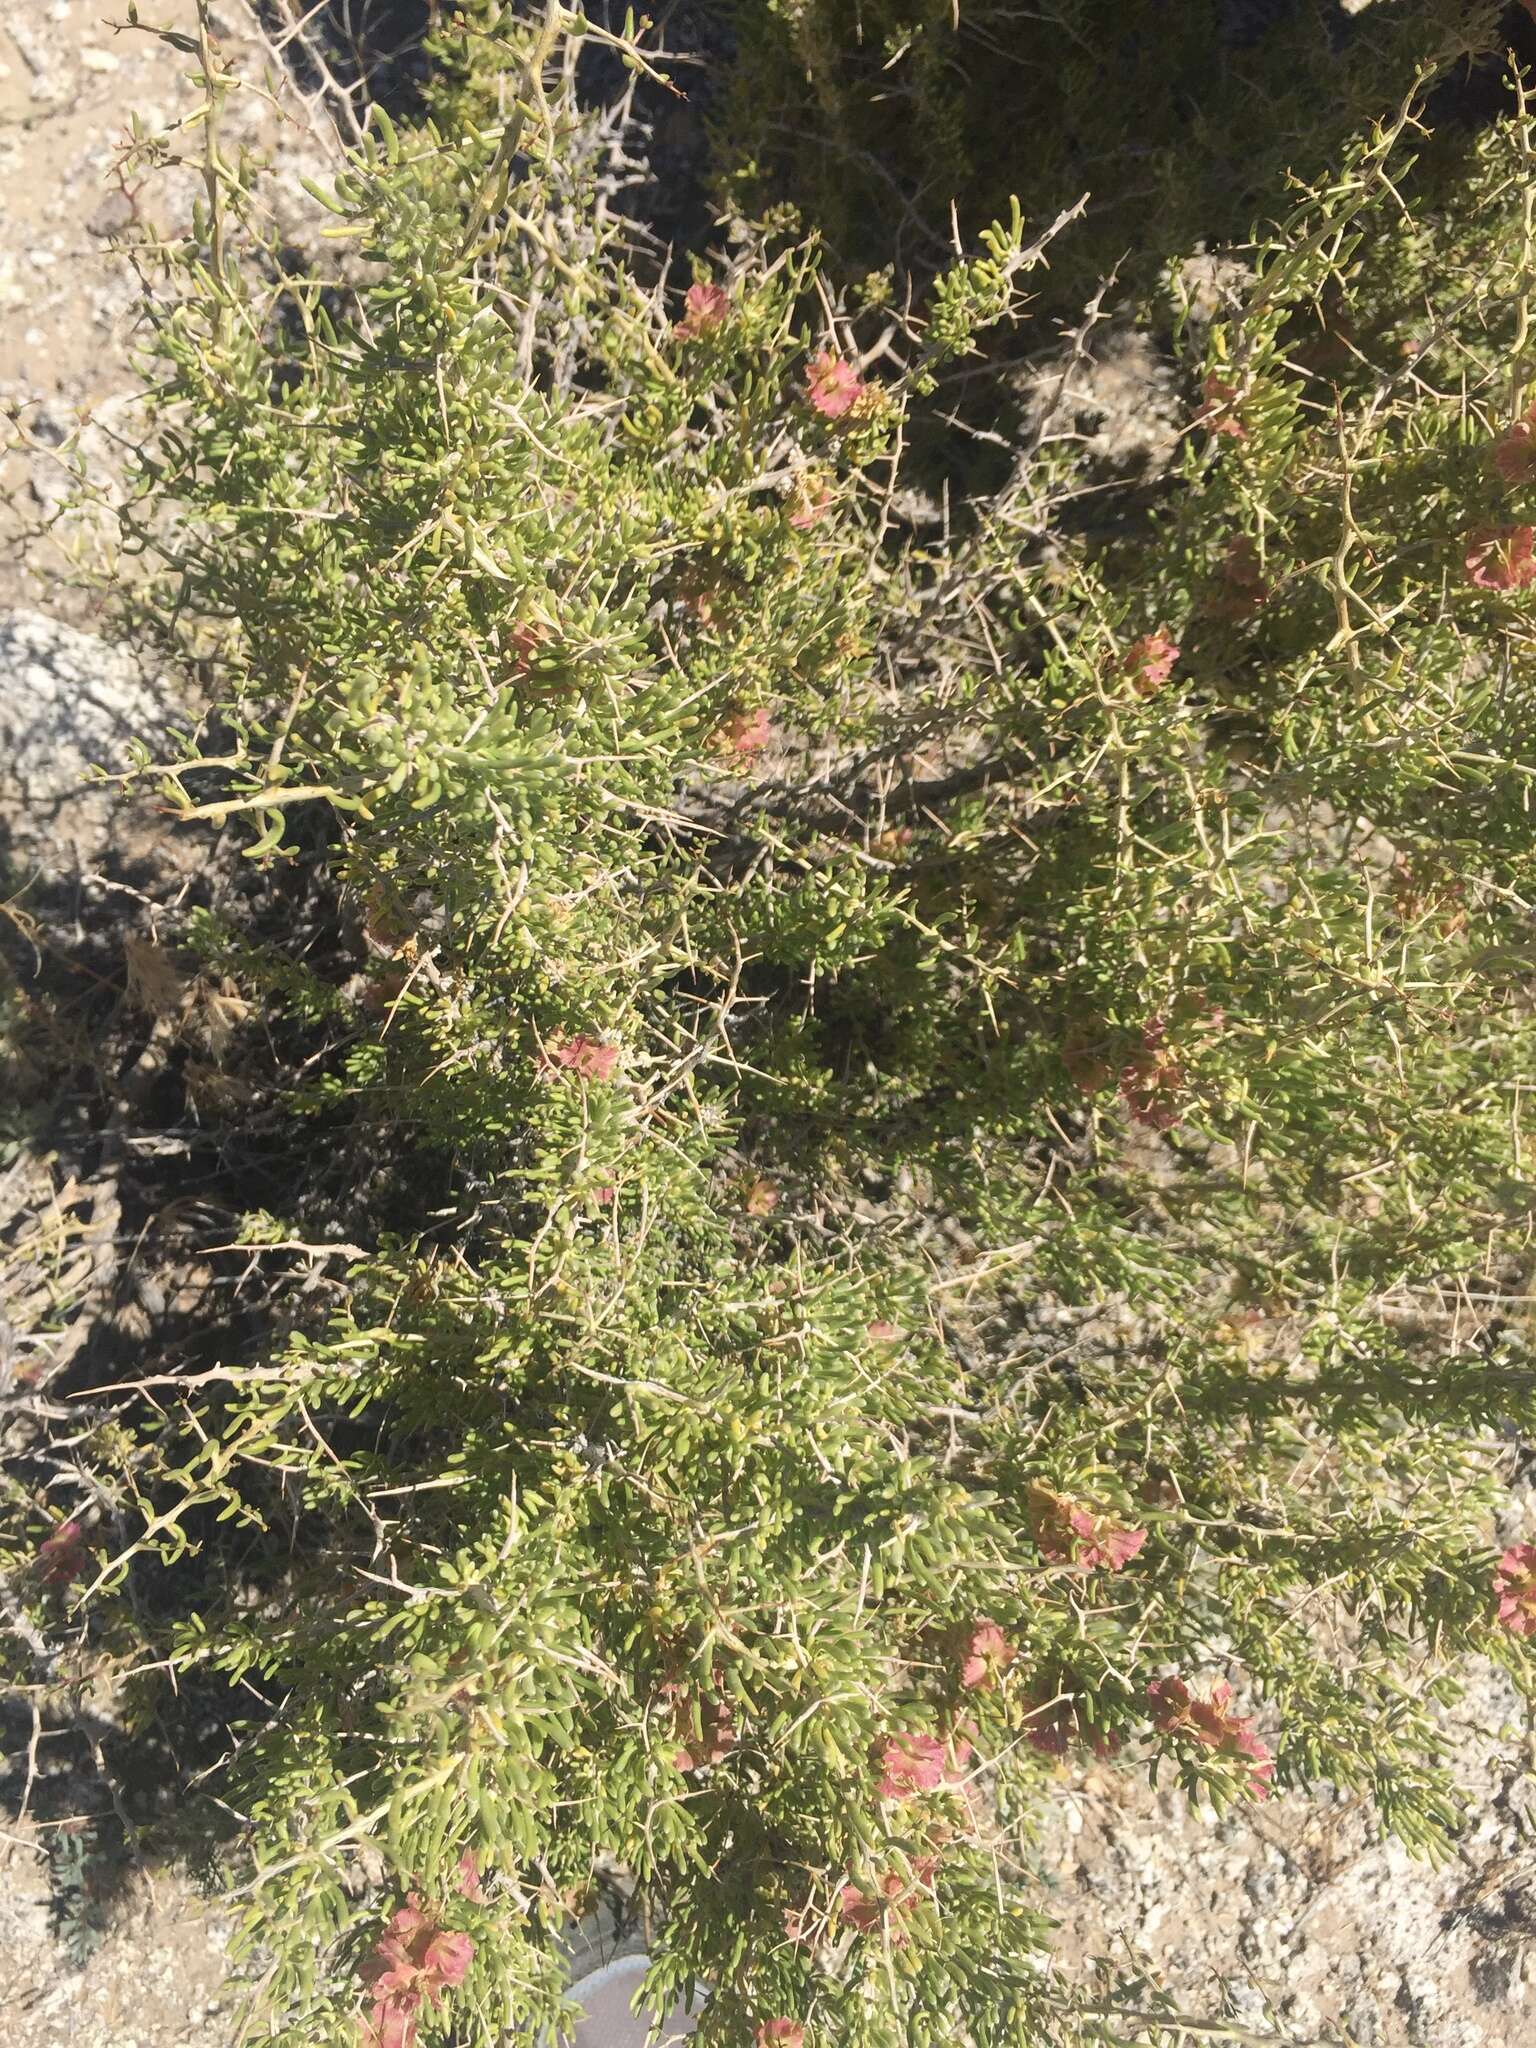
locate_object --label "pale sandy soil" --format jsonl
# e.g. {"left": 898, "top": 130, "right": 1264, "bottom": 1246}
{"left": 0, "top": 0, "right": 330, "bottom": 615}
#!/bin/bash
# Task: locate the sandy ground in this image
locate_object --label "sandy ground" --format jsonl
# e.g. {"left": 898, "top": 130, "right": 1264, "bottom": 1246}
{"left": 1, "top": 0, "right": 187, "bottom": 615}
{"left": 0, "top": 8, "right": 314, "bottom": 2045}
{"left": 3, "top": 7, "right": 1536, "bottom": 2046}
{"left": 1032, "top": 1662, "right": 1536, "bottom": 2047}
{"left": 0, "top": 1829, "right": 233, "bottom": 2048}
{"left": 0, "top": 0, "right": 330, "bottom": 616}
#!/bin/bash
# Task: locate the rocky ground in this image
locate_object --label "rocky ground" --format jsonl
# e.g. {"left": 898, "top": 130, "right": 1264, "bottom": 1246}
{"left": 1033, "top": 1662, "right": 1536, "bottom": 2048}
{"left": 0, "top": 0, "right": 333, "bottom": 617}
{"left": 2, "top": 7, "right": 1535, "bottom": 2047}
{"left": 0, "top": 11, "right": 314, "bottom": 2046}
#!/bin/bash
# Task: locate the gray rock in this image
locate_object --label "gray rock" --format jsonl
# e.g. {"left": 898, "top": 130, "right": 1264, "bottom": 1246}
{"left": 0, "top": 608, "right": 170, "bottom": 873}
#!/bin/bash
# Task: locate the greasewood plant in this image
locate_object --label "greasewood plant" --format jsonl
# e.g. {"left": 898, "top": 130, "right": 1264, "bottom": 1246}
{"left": 16, "top": 4, "right": 1536, "bottom": 2043}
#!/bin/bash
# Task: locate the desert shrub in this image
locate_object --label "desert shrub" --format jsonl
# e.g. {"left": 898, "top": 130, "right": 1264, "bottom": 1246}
{"left": 12, "top": 5, "right": 1536, "bottom": 2046}
{"left": 715, "top": 0, "right": 1503, "bottom": 294}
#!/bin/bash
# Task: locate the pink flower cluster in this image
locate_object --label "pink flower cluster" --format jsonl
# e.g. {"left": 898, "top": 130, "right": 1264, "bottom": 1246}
{"left": 805, "top": 350, "right": 866, "bottom": 420}
{"left": 1118, "top": 1017, "right": 1185, "bottom": 1131}
{"left": 1464, "top": 525, "right": 1536, "bottom": 592}
{"left": 718, "top": 706, "right": 772, "bottom": 758}
{"left": 359, "top": 1899, "right": 474, "bottom": 2048}
{"left": 545, "top": 1033, "right": 619, "bottom": 1082}
{"left": 756, "top": 2024, "right": 805, "bottom": 2047}
{"left": 1489, "top": 406, "right": 1536, "bottom": 486}
{"left": 837, "top": 1856, "right": 938, "bottom": 1944}
{"left": 37, "top": 1518, "right": 90, "bottom": 1588}
{"left": 674, "top": 282, "right": 730, "bottom": 341}
{"left": 875, "top": 1730, "right": 970, "bottom": 1800}
{"left": 1028, "top": 1483, "right": 1146, "bottom": 1571}
{"left": 1147, "top": 1676, "right": 1273, "bottom": 1798}
{"left": 958, "top": 1620, "right": 1016, "bottom": 1692}
{"left": 787, "top": 479, "right": 832, "bottom": 530}
{"left": 1123, "top": 629, "right": 1180, "bottom": 696}
{"left": 1197, "top": 373, "right": 1247, "bottom": 440}
{"left": 1494, "top": 1543, "right": 1536, "bottom": 1636}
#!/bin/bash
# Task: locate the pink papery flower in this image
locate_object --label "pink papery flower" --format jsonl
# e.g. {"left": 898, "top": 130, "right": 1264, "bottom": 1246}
{"left": 509, "top": 620, "right": 550, "bottom": 673}
{"left": 1117, "top": 1018, "right": 1185, "bottom": 1132}
{"left": 1197, "top": 373, "right": 1248, "bottom": 439}
{"left": 1147, "top": 1676, "right": 1273, "bottom": 1798}
{"left": 360, "top": 2003, "right": 418, "bottom": 2048}
{"left": 1213, "top": 535, "right": 1270, "bottom": 617}
{"left": 421, "top": 1929, "right": 473, "bottom": 1985}
{"left": 361, "top": 1901, "right": 474, "bottom": 2001}
{"left": 958, "top": 1620, "right": 1016, "bottom": 1692}
{"left": 805, "top": 350, "right": 866, "bottom": 420}
{"left": 838, "top": 1879, "right": 894, "bottom": 1936}
{"left": 359, "top": 1898, "right": 475, "bottom": 2048}
{"left": 37, "top": 1518, "right": 90, "bottom": 1588}
{"left": 877, "top": 1732, "right": 945, "bottom": 1798}
{"left": 674, "top": 281, "right": 730, "bottom": 340}
{"left": 719, "top": 706, "right": 772, "bottom": 758}
{"left": 1465, "top": 524, "right": 1536, "bottom": 591}
{"left": 756, "top": 2025, "right": 806, "bottom": 2047}
{"left": 1491, "top": 412, "right": 1536, "bottom": 486}
{"left": 1123, "top": 629, "right": 1181, "bottom": 696}
{"left": 1494, "top": 1543, "right": 1536, "bottom": 1637}
{"left": 867, "top": 1319, "right": 902, "bottom": 1342}
{"left": 456, "top": 1850, "right": 484, "bottom": 1901}
{"left": 1027, "top": 1483, "right": 1146, "bottom": 1571}
{"left": 546, "top": 1033, "right": 619, "bottom": 1083}
{"left": 787, "top": 481, "right": 832, "bottom": 530}
{"left": 838, "top": 1859, "right": 937, "bottom": 1944}
{"left": 1024, "top": 1708, "right": 1071, "bottom": 1757}
{"left": 876, "top": 1731, "right": 970, "bottom": 1800}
